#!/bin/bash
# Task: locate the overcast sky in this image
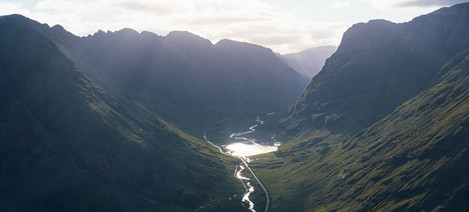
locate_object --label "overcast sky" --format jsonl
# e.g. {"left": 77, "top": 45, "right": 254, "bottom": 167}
{"left": 1, "top": 0, "right": 468, "bottom": 53}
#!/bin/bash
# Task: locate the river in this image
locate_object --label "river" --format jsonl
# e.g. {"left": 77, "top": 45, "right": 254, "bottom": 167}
{"left": 225, "top": 116, "right": 280, "bottom": 159}
{"left": 204, "top": 115, "right": 278, "bottom": 212}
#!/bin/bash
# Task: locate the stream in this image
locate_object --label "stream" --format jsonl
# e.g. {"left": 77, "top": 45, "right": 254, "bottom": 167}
{"left": 225, "top": 116, "right": 280, "bottom": 159}
{"left": 204, "top": 115, "right": 279, "bottom": 212}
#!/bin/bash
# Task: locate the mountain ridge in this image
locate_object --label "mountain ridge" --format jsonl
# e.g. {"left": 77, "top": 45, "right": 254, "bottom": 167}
{"left": 0, "top": 13, "right": 248, "bottom": 211}
{"left": 284, "top": 3, "right": 469, "bottom": 137}
{"left": 252, "top": 3, "right": 469, "bottom": 211}
{"left": 63, "top": 22, "right": 309, "bottom": 134}
{"left": 2, "top": 3, "right": 469, "bottom": 211}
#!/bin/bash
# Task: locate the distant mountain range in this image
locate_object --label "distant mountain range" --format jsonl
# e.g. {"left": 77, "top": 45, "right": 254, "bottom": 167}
{"left": 1, "top": 2, "right": 469, "bottom": 212}
{"left": 0, "top": 14, "right": 307, "bottom": 211}
{"left": 252, "top": 2, "right": 469, "bottom": 211}
{"left": 278, "top": 46, "right": 337, "bottom": 78}
{"left": 51, "top": 26, "right": 308, "bottom": 135}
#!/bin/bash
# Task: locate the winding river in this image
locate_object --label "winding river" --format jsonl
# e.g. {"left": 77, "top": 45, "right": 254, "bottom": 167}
{"left": 204, "top": 115, "right": 278, "bottom": 212}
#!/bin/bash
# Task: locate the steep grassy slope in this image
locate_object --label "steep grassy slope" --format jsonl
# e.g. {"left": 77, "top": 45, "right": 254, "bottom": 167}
{"left": 251, "top": 3, "right": 469, "bottom": 212}
{"left": 285, "top": 3, "right": 469, "bottom": 136}
{"left": 0, "top": 14, "right": 245, "bottom": 211}
{"left": 254, "top": 49, "right": 469, "bottom": 211}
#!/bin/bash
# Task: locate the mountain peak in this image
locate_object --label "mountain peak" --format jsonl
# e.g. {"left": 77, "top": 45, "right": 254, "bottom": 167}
{"left": 287, "top": 2, "right": 469, "bottom": 135}
{"left": 437, "top": 1, "right": 469, "bottom": 12}
{"left": 116, "top": 28, "right": 139, "bottom": 35}
{"left": 410, "top": 1, "right": 469, "bottom": 22}
{"left": 215, "top": 39, "right": 274, "bottom": 55}
{"left": 0, "top": 13, "right": 29, "bottom": 21}
{"left": 366, "top": 19, "right": 394, "bottom": 25}
{"left": 0, "top": 14, "right": 44, "bottom": 30}
{"left": 338, "top": 18, "right": 399, "bottom": 54}
{"left": 165, "top": 30, "right": 213, "bottom": 46}
{"left": 51, "top": 24, "right": 65, "bottom": 31}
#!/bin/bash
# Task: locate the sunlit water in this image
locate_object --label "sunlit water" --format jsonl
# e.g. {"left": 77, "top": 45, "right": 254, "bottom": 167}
{"left": 225, "top": 116, "right": 279, "bottom": 158}
{"left": 204, "top": 115, "right": 277, "bottom": 212}
{"left": 235, "top": 165, "right": 255, "bottom": 211}
{"left": 225, "top": 116, "right": 278, "bottom": 212}
{"left": 243, "top": 182, "right": 255, "bottom": 211}
{"left": 226, "top": 142, "right": 280, "bottom": 158}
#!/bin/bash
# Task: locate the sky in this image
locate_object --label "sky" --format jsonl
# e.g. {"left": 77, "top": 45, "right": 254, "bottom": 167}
{"left": 0, "top": 0, "right": 468, "bottom": 54}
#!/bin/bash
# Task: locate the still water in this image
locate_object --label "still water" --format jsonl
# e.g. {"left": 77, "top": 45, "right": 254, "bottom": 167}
{"left": 225, "top": 116, "right": 280, "bottom": 158}
{"left": 204, "top": 115, "right": 278, "bottom": 212}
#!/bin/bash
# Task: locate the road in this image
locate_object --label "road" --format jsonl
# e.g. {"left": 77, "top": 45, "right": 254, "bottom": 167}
{"left": 204, "top": 128, "right": 270, "bottom": 212}
{"left": 240, "top": 157, "right": 270, "bottom": 212}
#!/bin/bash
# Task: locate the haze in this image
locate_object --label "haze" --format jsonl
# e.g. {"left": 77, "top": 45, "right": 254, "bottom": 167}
{"left": 1, "top": 0, "right": 466, "bottom": 53}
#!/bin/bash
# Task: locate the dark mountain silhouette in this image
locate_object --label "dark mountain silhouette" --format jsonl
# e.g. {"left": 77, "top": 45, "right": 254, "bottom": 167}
{"left": 251, "top": 3, "right": 469, "bottom": 211}
{"left": 56, "top": 28, "right": 309, "bottom": 134}
{"left": 285, "top": 3, "right": 469, "bottom": 136}
{"left": 2, "top": 2, "right": 469, "bottom": 212}
{"left": 0, "top": 14, "right": 278, "bottom": 211}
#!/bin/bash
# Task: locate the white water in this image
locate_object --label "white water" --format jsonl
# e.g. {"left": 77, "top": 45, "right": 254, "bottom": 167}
{"left": 235, "top": 165, "right": 256, "bottom": 212}
{"left": 204, "top": 115, "right": 277, "bottom": 212}
{"left": 225, "top": 116, "right": 278, "bottom": 212}
{"left": 243, "top": 182, "right": 255, "bottom": 212}
{"left": 226, "top": 142, "right": 279, "bottom": 158}
{"left": 226, "top": 116, "right": 279, "bottom": 158}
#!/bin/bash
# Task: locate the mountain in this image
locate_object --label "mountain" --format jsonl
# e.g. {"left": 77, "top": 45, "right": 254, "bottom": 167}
{"left": 284, "top": 3, "right": 469, "bottom": 136}
{"left": 279, "top": 46, "right": 337, "bottom": 78}
{"left": 0, "top": 14, "right": 251, "bottom": 211}
{"left": 3, "top": 2, "right": 469, "bottom": 211}
{"left": 56, "top": 28, "right": 309, "bottom": 135}
{"left": 250, "top": 3, "right": 469, "bottom": 211}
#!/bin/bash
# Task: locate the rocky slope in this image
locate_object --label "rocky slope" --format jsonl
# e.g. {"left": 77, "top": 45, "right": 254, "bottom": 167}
{"left": 252, "top": 3, "right": 469, "bottom": 211}
{"left": 0, "top": 14, "right": 246, "bottom": 212}
{"left": 285, "top": 3, "right": 469, "bottom": 136}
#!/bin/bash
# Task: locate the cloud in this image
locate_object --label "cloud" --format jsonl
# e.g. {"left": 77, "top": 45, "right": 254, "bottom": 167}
{"left": 362, "top": 0, "right": 469, "bottom": 9}
{"left": 116, "top": 1, "right": 177, "bottom": 15}
{"left": 331, "top": 1, "right": 351, "bottom": 8}
{"left": 397, "top": 0, "right": 469, "bottom": 8}
{"left": 0, "top": 2, "right": 29, "bottom": 15}
{"left": 0, "top": 0, "right": 348, "bottom": 53}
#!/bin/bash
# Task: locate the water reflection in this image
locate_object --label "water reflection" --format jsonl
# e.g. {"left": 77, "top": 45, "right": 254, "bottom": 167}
{"left": 226, "top": 142, "right": 279, "bottom": 158}
{"left": 225, "top": 116, "right": 279, "bottom": 158}
{"left": 235, "top": 165, "right": 255, "bottom": 212}
{"left": 226, "top": 116, "right": 277, "bottom": 212}
{"left": 204, "top": 115, "right": 277, "bottom": 212}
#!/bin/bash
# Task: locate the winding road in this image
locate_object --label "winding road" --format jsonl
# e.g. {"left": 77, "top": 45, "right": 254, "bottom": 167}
{"left": 203, "top": 128, "right": 270, "bottom": 212}
{"left": 240, "top": 157, "right": 270, "bottom": 212}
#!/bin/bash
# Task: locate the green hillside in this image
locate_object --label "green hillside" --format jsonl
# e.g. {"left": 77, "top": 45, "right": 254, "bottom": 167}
{"left": 253, "top": 49, "right": 469, "bottom": 211}
{"left": 0, "top": 14, "right": 245, "bottom": 211}
{"left": 2, "top": 2, "right": 469, "bottom": 212}
{"left": 251, "top": 3, "right": 469, "bottom": 211}
{"left": 284, "top": 3, "right": 469, "bottom": 136}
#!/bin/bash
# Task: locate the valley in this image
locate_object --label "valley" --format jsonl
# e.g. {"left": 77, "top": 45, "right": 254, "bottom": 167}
{"left": 204, "top": 115, "right": 278, "bottom": 212}
{"left": 1, "top": 2, "right": 469, "bottom": 212}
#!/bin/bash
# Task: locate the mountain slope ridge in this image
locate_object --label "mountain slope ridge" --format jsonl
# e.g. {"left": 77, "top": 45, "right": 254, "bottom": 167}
{"left": 251, "top": 3, "right": 469, "bottom": 211}
{"left": 255, "top": 44, "right": 469, "bottom": 212}
{"left": 0, "top": 14, "right": 247, "bottom": 211}
{"left": 50, "top": 23, "right": 309, "bottom": 135}
{"left": 284, "top": 3, "right": 469, "bottom": 137}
